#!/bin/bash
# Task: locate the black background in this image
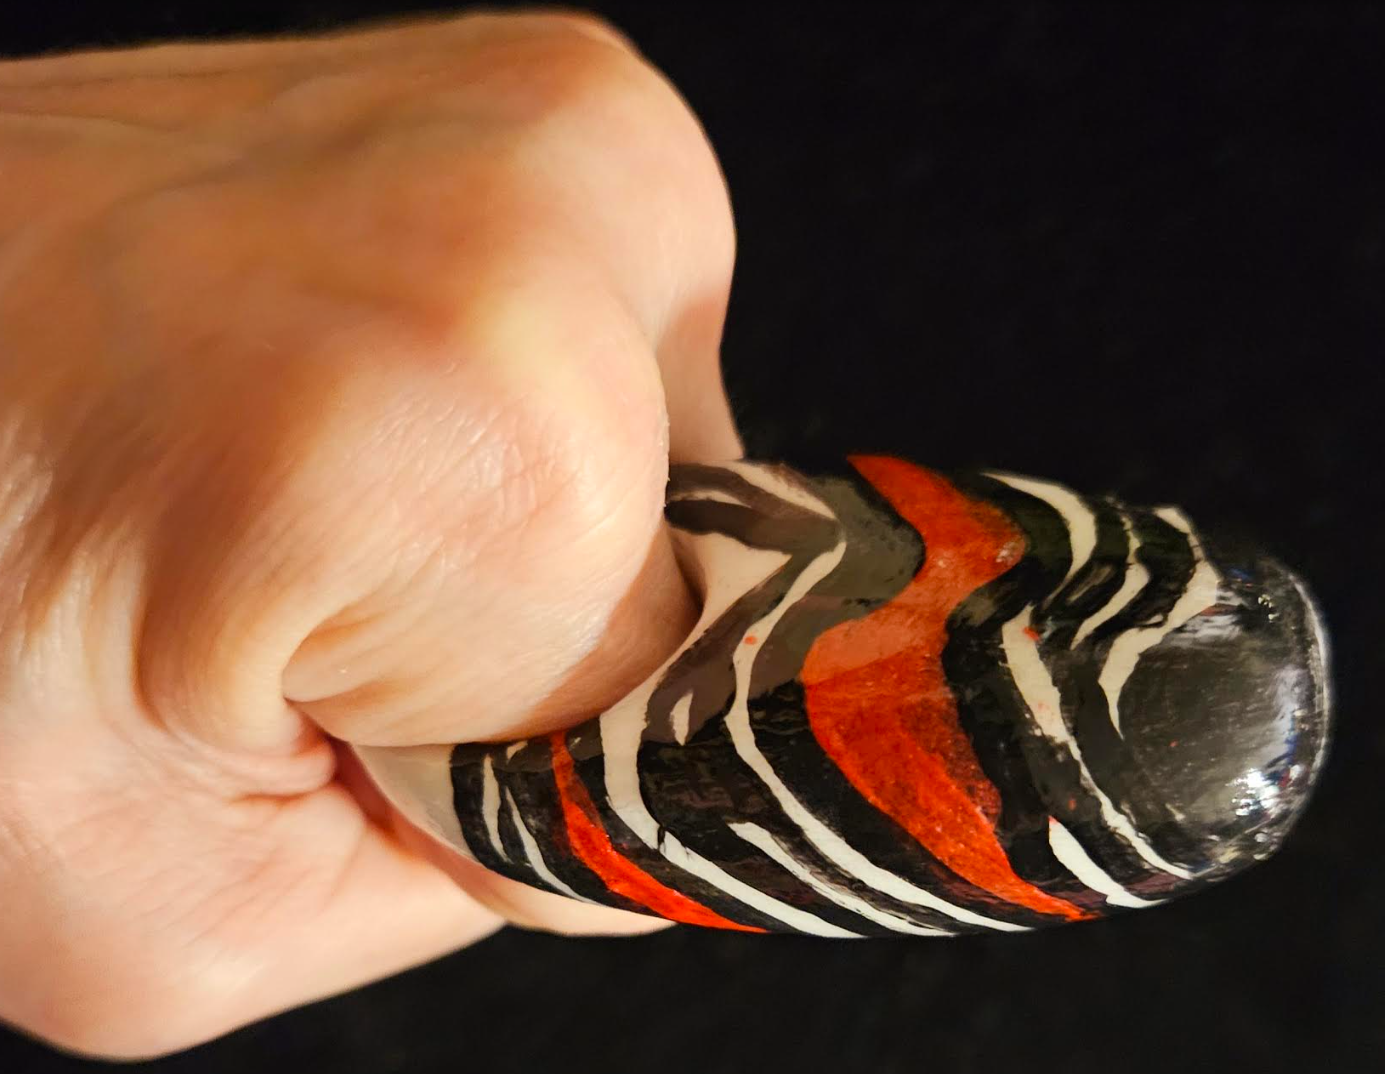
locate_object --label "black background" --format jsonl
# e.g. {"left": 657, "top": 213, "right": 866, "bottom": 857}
{"left": 2, "top": 2, "right": 1382, "bottom": 1071}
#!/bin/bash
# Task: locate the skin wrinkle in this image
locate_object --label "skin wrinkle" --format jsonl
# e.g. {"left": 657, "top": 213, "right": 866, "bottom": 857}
{"left": 0, "top": 111, "right": 186, "bottom": 137}
{"left": 167, "top": 823, "right": 322, "bottom": 948}
{"left": 0, "top": 777, "right": 51, "bottom": 871}
{"left": 0, "top": 135, "right": 248, "bottom": 233}
{"left": 16, "top": 459, "right": 163, "bottom": 711}
{"left": 271, "top": 291, "right": 671, "bottom": 740}
{"left": 26, "top": 796, "right": 279, "bottom": 1031}
{"left": 286, "top": 590, "right": 445, "bottom": 710}
{"left": 407, "top": 369, "right": 649, "bottom": 558}
{"left": 131, "top": 344, "right": 427, "bottom": 747}
{"left": 28, "top": 754, "right": 336, "bottom": 951}
{"left": 0, "top": 481, "right": 49, "bottom": 655}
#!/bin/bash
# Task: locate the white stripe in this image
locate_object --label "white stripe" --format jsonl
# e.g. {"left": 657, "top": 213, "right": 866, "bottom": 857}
{"left": 1002, "top": 606, "right": 1194, "bottom": 880}
{"left": 987, "top": 471, "right": 1097, "bottom": 591}
{"left": 504, "top": 788, "right": 586, "bottom": 901}
{"left": 720, "top": 540, "right": 1027, "bottom": 933}
{"left": 667, "top": 489, "right": 746, "bottom": 508}
{"left": 1046, "top": 818, "right": 1158, "bottom": 909}
{"left": 504, "top": 741, "right": 526, "bottom": 759}
{"left": 1071, "top": 508, "right": 1150, "bottom": 648}
{"left": 669, "top": 690, "right": 694, "bottom": 746}
{"left": 674, "top": 535, "right": 792, "bottom": 639}
{"left": 599, "top": 535, "right": 859, "bottom": 937}
{"left": 724, "top": 460, "right": 836, "bottom": 519}
{"left": 732, "top": 823, "right": 950, "bottom": 936}
{"left": 1097, "top": 507, "right": 1221, "bottom": 735}
{"left": 481, "top": 754, "right": 506, "bottom": 859}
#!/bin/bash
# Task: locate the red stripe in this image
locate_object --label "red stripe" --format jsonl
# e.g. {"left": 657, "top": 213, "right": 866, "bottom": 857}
{"left": 801, "top": 456, "right": 1088, "bottom": 922}
{"left": 549, "top": 733, "right": 765, "bottom": 932}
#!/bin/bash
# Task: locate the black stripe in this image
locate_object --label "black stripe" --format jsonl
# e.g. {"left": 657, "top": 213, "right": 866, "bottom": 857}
{"left": 1046, "top": 506, "right": 1212, "bottom": 881}
{"left": 667, "top": 463, "right": 834, "bottom": 529}
{"left": 1034, "top": 496, "right": 1132, "bottom": 639}
{"left": 639, "top": 462, "right": 981, "bottom": 933}
{"left": 563, "top": 723, "right": 789, "bottom": 932}
{"left": 942, "top": 473, "right": 1150, "bottom": 906}
{"left": 490, "top": 738, "right": 652, "bottom": 916}
{"left": 1086, "top": 505, "right": 1197, "bottom": 646}
{"left": 450, "top": 745, "right": 514, "bottom": 877}
{"left": 634, "top": 722, "right": 886, "bottom": 936}
{"left": 760, "top": 677, "right": 1066, "bottom": 928}
{"left": 641, "top": 545, "right": 824, "bottom": 746}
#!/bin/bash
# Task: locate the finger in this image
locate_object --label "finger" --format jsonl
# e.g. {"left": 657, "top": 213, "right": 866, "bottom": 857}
{"left": 283, "top": 285, "right": 693, "bottom": 747}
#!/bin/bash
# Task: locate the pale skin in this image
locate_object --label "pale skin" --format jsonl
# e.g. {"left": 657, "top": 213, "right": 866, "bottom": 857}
{"left": 0, "top": 12, "right": 742, "bottom": 1058}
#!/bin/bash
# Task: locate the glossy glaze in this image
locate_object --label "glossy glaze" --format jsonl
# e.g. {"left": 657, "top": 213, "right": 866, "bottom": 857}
{"left": 356, "top": 456, "right": 1331, "bottom": 935}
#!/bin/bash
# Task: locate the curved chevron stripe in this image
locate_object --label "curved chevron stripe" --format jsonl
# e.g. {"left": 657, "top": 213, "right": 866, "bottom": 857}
{"left": 409, "top": 456, "right": 1324, "bottom": 936}
{"left": 802, "top": 456, "right": 1089, "bottom": 921}
{"left": 1001, "top": 605, "right": 1194, "bottom": 880}
{"left": 549, "top": 734, "right": 763, "bottom": 931}
{"left": 1098, "top": 507, "right": 1221, "bottom": 736}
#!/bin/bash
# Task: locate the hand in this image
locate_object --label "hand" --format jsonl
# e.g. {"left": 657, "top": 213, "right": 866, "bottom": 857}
{"left": 0, "top": 12, "right": 738, "bottom": 1058}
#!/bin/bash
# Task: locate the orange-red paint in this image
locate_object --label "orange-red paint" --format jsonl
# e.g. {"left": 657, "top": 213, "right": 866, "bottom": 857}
{"left": 801, "top": 455, "right": 1088, "bottom": 921}
{"left": 549, "top": 734, "right": 764, "bottom": 932}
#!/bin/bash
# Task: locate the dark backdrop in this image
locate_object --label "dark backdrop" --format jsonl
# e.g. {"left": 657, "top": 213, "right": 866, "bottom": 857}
{"left": 2, "top": 3, "right": 1381, "bottom": 1071}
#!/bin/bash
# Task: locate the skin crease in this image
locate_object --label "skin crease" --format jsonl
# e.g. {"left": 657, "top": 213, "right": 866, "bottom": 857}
{"left": 0, "top": 11, "right": 743, "bottom": 1059}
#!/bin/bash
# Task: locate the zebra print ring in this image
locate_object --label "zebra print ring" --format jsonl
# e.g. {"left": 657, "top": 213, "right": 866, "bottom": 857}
{"left": 355, "top": 456, "right": 1331, "bottom": 936}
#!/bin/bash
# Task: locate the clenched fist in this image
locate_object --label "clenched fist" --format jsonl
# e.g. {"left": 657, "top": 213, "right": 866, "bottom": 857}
{"left": 0, "top": 12, "right": 738, "bottom": 1058}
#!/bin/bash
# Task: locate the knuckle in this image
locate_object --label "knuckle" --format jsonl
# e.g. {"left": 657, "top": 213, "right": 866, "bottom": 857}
{"left": 483, "top": 13, "right": 651, "bottom": 112}
{"left": 464, "top": 18, "right": 696, "bottom": 168}
{"left": 456, "top": 367, "right": 663, "bottom": 584}
{"left": 463, "top": 28, "right": 733, "bottom": 301}
{"left": 536, "top": 32, "right": 653, "bottom": 116}
{"left": 458, "top": 367, "right": 667, "bottom": 578}
{"left": 502, "top": 10, "right": 638, "bottom": 54}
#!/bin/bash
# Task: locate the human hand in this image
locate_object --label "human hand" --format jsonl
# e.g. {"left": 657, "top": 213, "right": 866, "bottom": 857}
{"left": 0, "top": 12, "right": 737, "bottom": 1057}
